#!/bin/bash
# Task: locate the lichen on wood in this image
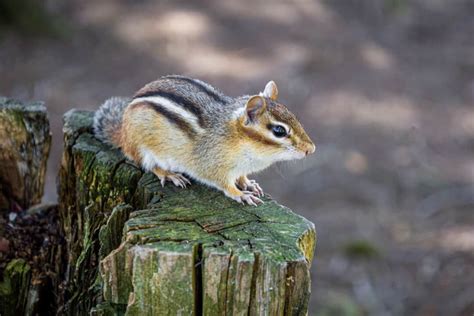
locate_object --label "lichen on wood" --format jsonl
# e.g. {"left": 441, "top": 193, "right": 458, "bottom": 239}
{"left": 59, "top": 109, "right": 317, "bottom": 315}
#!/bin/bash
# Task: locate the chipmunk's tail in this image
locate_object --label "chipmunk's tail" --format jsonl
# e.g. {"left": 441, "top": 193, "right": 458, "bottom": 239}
{"left": 93, "top": 97, "right": 130, "bottom": 147}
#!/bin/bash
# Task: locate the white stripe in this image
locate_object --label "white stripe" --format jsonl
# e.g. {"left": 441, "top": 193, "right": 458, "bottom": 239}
{"left": 130, "top": 96, "right": 204, "bottom": 132}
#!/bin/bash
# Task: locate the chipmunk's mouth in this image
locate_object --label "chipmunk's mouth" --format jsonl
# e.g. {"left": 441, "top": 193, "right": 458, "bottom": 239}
{"left": 279, "top": 146, "right": 306, "bottom": 160}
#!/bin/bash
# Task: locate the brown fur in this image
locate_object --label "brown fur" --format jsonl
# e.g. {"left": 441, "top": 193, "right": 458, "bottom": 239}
{"left": 120, "top": 103, "right": 194, "bottom": 167}
{"left": 133, "top": 101, "right": 197, "bottom": 138}
{"left": 266, "top": 99, "right": 314, "bottom": 152}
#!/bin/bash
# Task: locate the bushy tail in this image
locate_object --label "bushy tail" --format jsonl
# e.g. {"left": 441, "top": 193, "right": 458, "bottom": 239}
{"left": 93, "top": 97, "right": 131, "bottom": 147}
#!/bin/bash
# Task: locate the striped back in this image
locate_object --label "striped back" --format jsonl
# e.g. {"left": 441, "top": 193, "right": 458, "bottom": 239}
{"left": 131, "top": 76, "right": 239, "bottom": 132}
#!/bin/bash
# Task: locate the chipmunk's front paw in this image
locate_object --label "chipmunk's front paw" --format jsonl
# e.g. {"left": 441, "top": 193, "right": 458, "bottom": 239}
{"left": 246, "top": 179, "right": 263, "bottom": 197}
{"left": 236, "top": 177, "right": 264, "bottom": 197}
{"left": 234, "top": 192, "right": 263, "bottom": 206}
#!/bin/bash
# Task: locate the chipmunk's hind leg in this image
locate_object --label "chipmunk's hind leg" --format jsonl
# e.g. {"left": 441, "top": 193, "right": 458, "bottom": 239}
{"left": 152, "top": 167, "right": 191, "bottom": 188}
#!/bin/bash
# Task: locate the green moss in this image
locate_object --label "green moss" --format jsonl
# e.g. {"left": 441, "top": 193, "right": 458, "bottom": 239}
{"left": 0, "top": 259, "right": 31, "bottom": 316}
{"left": 90, "top": 302, "right": 127, "bottom": 316}
{"left": 125, "top": 242, "right": 197, "bottom": 315}
{"left": 99, "top": 204, "right": 133, "bottom": 258}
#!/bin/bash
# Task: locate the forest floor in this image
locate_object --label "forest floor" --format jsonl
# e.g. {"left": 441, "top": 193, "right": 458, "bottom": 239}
{"left": 1, "top": 0, "right": 473, "bottom": 314}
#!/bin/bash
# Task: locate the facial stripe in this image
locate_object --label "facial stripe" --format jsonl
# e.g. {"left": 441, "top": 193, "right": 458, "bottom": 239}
{"left": 129, "top": 100, "right": 199, "bottom": 138}
{"left": 164, "top": 75, "right": 228, "bottom": 104}
{"left": 241, "top": 127, "right": 281, "bottom": 147}
{"left": 133, "top": 91, "right": 205, "bottom": 127}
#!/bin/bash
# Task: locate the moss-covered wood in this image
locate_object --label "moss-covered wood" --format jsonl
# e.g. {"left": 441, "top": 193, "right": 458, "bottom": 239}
{"left": 0, "top": 259, "right": 31, "bottom": 316}
{"left": 0, "top": 97, "right": 51, "bottom": 211}
{"left": 59, "top": 109, "right": 316, "bottom": 315}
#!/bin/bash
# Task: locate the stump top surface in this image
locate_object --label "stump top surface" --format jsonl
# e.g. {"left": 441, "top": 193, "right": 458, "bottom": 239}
{"left": 0, "top": 97, "right": 46, "bottom": 113}
{"left": 126, "top": 177, "right": 315, "bottom": 262}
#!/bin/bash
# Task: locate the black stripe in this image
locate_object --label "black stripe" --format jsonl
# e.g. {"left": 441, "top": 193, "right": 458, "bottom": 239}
{"left": 132, "top": 101, "right": 197, "bottom": 139}
{"left": 134, "top": 91, "right": 205, "bottom": 127}
{"left": 165, "top": 75, "right": 228, "bottom": 104}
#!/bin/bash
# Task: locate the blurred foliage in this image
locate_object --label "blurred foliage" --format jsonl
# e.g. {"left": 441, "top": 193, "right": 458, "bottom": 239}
{"left": 0, "top": 0, "right": 65, "bottom": 37}
{"left": 343, "top": 240, "right": 380, "bottom": 260}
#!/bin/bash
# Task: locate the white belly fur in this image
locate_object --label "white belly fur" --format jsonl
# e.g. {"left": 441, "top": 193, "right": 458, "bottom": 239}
{"left": 139, "top": 147, "right": 187, "bottom": 173}
{"left": 139, "top": 146, "right": 222, "bottom": 190}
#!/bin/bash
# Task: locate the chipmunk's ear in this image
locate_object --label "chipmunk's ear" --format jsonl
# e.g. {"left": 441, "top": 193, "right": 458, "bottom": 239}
{"left": 262, "top": 80, "right": 278, "bottom": 101}
{"left": 245, "top": 95, "right": 266, "bottom": 123}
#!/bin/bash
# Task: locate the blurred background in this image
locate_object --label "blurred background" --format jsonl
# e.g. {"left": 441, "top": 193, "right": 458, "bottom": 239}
{"left": 1, "top": 0, "right": 473, "bottom": 314}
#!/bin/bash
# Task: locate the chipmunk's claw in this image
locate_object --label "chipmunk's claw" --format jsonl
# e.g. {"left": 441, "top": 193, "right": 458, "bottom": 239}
{"left": 159, "top": 172, "right": 191, "bottom": 188}
{"left": 247, "top": 179, "right": 264, "bottom": 197}
{"left": 237, "top": 192, "right": 263, "bottom": 206}
{"left": 236, "top": 178, "right": 264, "bottom": 197}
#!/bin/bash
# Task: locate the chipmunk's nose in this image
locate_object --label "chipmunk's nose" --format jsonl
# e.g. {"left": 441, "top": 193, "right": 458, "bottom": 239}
{"left": 305, "top": 143, "right": 316, "bottom": 156}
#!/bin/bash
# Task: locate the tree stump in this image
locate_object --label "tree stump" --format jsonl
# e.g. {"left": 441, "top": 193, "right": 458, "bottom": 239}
{"left": 59, "top": 110, "right": 317, "bottom": 315}
{"left": 0, "top": 98, "right": 62, "bottom": 316}
{"left": 0, "top": 97, "right": 51, "bottom": 211}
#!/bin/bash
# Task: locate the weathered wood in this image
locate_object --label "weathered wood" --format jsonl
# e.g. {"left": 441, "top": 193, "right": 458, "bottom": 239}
{"left": 0, "top": 98, "right": 63, "bottom": 316}
{"left": 0, "top": 97, "right": 51, "bottom": 211}
{"left": 59, "top": 109, "right": 316, "bottom": 315}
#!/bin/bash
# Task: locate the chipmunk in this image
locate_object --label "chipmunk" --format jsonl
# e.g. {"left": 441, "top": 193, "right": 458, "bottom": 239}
{"left": 93, "top": 75, "right": 315, "bottom": 206}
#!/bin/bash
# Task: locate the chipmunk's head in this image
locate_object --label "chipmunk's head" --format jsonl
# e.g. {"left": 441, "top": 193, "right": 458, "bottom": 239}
{"left": 240, "top": 81, "right": 315, "bottom": 162}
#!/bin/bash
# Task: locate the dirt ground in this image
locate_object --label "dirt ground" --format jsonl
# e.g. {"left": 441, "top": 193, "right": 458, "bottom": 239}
{"left": 1, "top": 0, "right": 473, "bottom": 314}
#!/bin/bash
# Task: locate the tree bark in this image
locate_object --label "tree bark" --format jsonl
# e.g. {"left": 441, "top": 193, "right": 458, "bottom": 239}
{"left": 57, "top": 109, "right": 316, "bottom": 315}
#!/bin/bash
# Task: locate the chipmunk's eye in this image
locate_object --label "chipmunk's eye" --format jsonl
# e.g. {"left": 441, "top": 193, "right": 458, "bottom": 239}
{"left": 271, "top": 124, "right": 287, "bottom": 138}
